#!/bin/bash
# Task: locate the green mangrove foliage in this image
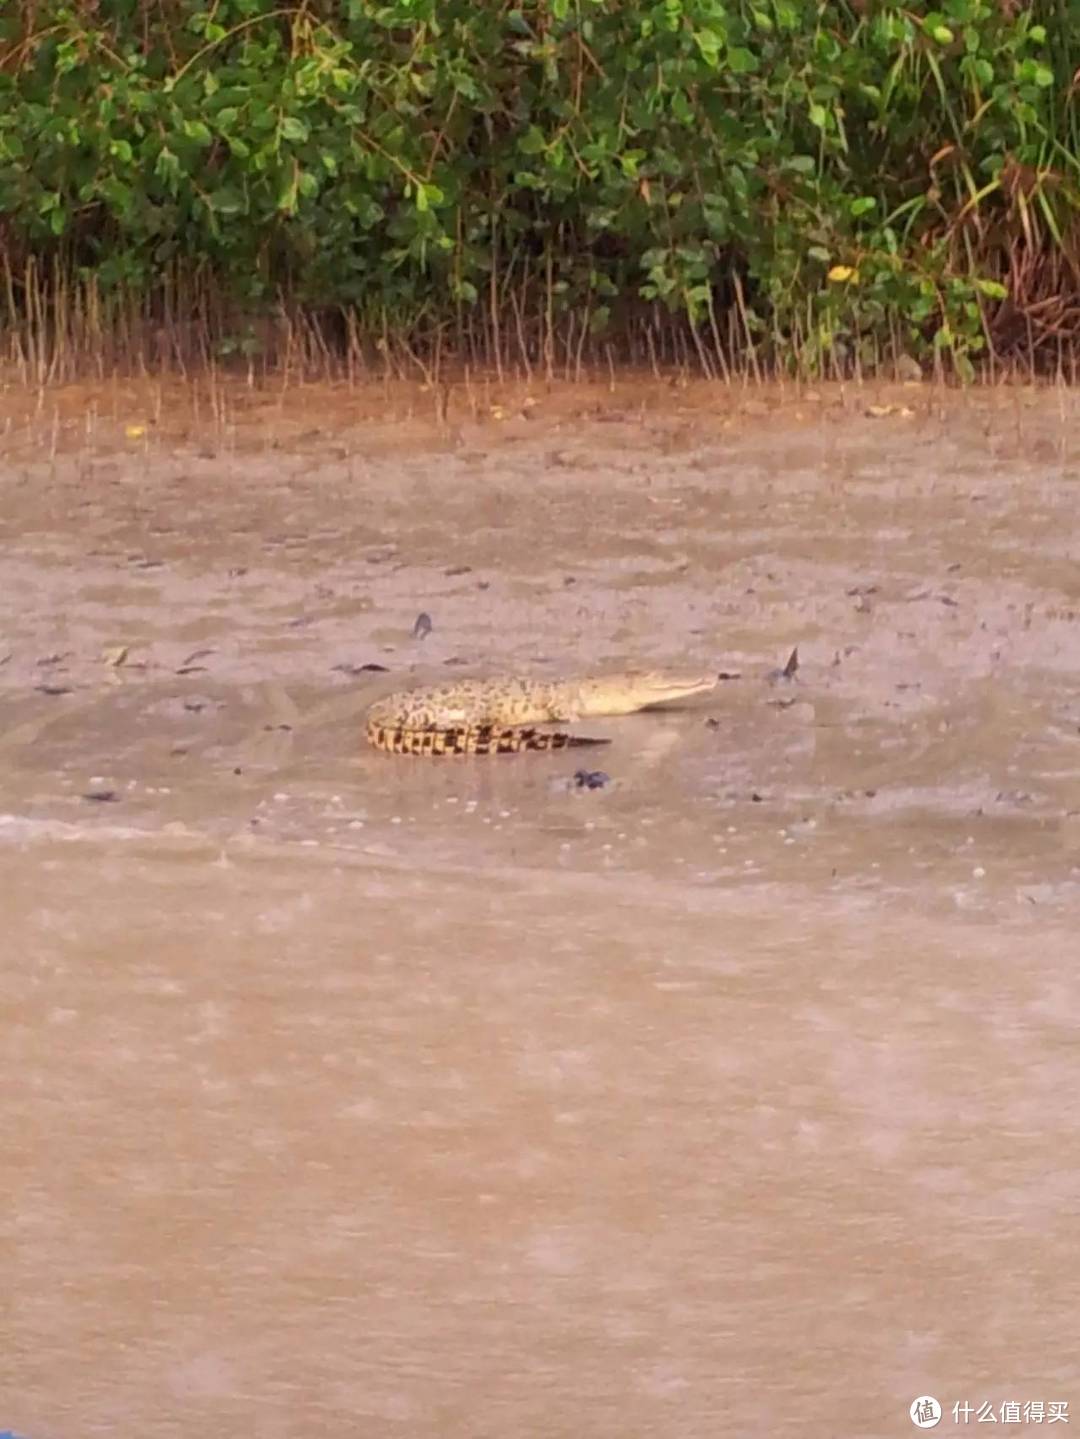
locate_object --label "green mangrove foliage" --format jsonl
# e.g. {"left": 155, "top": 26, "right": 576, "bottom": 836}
{"left": 0, "top": 0, "right": 1077, "bottom": 377}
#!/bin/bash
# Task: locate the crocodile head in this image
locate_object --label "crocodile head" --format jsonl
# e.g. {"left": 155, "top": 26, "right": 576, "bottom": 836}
{"left": 573, "top": 670, "right": 719, "bottom": 717}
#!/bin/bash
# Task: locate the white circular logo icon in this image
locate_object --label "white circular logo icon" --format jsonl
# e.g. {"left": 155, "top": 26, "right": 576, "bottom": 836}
{"left": 910, "top": 1397, "right": 942, "bottom": 1429}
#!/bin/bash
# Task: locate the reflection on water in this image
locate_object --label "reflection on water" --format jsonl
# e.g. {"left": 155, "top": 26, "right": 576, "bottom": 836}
{"left": 3, "top": 383, "right": 1080, "bottom": 1436}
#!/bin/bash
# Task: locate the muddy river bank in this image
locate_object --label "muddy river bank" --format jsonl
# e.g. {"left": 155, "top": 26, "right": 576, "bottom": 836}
{"left": 3, "top": 378, "right": 1079, "bottom": 1436}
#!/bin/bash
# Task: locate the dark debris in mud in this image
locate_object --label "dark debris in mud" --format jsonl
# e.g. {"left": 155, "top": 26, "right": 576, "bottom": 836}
{"left": 573, "top": 769, "right": 611, "bottom": 791}
{"left": 765, "top": 646, "right": 800, "bottom": 684}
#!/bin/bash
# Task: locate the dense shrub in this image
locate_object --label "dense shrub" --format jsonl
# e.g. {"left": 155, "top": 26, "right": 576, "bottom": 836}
{"left": 1, "top": 0, "right": 1077, "bottom": 376}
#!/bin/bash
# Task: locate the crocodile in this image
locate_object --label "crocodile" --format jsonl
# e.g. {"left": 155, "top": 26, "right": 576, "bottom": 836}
{"left": 366, "top": 670, "right": 719, "bottom": 756}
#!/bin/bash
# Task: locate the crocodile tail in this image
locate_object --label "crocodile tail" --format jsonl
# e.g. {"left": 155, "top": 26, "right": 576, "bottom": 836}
{"left": 506, "top": 729, "right": 611, "bottom": 754}
{"left": 367, "top": 722, "right": 610, "bottom": 756}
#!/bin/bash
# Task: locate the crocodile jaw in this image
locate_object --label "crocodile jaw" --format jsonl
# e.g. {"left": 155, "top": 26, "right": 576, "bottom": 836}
{"left": 573, "top": 672, "right": 719, "bottom": 718}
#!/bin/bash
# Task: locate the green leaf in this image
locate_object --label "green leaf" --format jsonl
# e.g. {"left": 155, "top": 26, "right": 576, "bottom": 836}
{"left": 974, "top": 279, "right": 1007, "bottom": 299}
{"left": 727, "top": 47, "right": 759, "bottom": 74}
{"left": 209, "top": 186, "right": 245, "bottom": 215}
{"left": 280, "top": 116, "right": 310, "bottom": 143}
{"left": 694, "top": 29, "right": 723, "bottom": 68}
{"left": 154, "top": 148, "right": 182, "bottom": 186}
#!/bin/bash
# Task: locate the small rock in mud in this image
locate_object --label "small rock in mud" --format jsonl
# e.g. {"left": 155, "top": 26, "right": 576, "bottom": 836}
{"left": 82, "top": 789, "right": 119, "bottom": 804}
{"left": 35, "top": 684, "right": 72, "bottom": 696}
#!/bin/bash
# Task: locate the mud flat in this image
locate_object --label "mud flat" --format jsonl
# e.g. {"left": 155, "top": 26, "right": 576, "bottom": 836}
{"left": 3, "top": 379, "right": 1079, "bottom": 1437}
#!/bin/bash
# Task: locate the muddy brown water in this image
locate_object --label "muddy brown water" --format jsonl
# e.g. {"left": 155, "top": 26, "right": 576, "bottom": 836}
{"left": 3, "top": 378, "right": 1080, "bottom": 1437}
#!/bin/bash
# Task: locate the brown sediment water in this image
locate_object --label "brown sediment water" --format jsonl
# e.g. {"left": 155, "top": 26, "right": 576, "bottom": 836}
{"left": 3, "top": 377, "right": 1079, "bottom": 1437}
